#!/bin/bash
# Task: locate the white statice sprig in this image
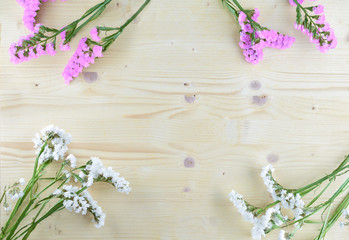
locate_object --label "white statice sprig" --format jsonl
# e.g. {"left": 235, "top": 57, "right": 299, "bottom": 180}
{"left": 229, "top": 190, "right": 285, "bottom": 240}
{"left": 65, "top": 154, "right": 77, "bottom": 168}
{"left": 261, "top": 165, "right": 307, "bottom": 221}
{"left": 57, "top": 185, "right": 106, "bottom": 228}
{"left": 78, "top": 157, "right": 131, "bottom": 194}
{"left": 32, "top": 125, "right": 72, "bottom": 165}
{"left": 0, "top": 125, "right": 132, "bottom": 239}
{"left": 339, "top": 209, "right": 349, "bottom": 228}
{"left": 1, "top": 178, "right": 26, "bottom": 212}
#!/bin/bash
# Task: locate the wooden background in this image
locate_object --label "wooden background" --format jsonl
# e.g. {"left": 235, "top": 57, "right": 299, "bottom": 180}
{"left": 1, "top": 0, "right": 349, "bottom": 239}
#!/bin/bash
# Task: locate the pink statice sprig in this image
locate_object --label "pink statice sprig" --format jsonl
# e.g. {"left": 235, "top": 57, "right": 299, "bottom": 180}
{"left": 222, "top": 0, "right": 295, "bottom": 64}
{"left": 62, "top": 26, "right": 122, "bottom": 84}
{"left": 9, "top": 25, "right": 59, "bottom": 64}
{"left": 10, "top": 0, "right": 113, "bottom": 64}
{"left": 291, "top": 0, "right": 337, "bottom": 52}
{"left": 222, "top": 0, "right": 266, "bottom": 44}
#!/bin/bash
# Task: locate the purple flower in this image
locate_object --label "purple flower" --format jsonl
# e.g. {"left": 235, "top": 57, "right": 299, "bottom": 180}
{"left": 288, "top": 0, "right": 305, "bottom": 6}
{"left": 313, "top": 5, "right": 324, "bottom": 15}
{"left": 62, "top": 38, "right": 104, "bottom": 84}
{"left": 9, "top": 26, "right": 57, "bottom": 64}
{"left": 16, "top": 0, "right": 66, "bottom": 32}
{"left": 90, "top": 27, "right": 101, "bottom": 42}
{"left": 60, "top": 30, "right": 71, "bottom": 51}
{"left": 292, "top": 3, "right": 336, "bottom": 53}
{"left": 237, "top": 9, "right": 294, "bottom": 64}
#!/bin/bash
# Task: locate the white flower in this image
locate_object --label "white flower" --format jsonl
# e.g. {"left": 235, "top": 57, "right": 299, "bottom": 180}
{"left": 229, "top": 190, "right": 282, "bottom": 240}
{"left": 32, "top": 125, "right": 72, "bottom": 165}
{"left": 343, "top": 209, "right": 349, "bottom": 219}
{"left": 261, "top": 165, "right": 306, "bottom": 220}
{"left": 4, "top": 204, "right": 11, "bottom": 212}
{"left": 340, "top": 222, "right": 345, "bottom": 229}
{"left": 229, "top": 190, "right": 255, "bottom": 223}
{"left": 251, "top": 206, "right": 280, "bottom": 240}
{"left": 278, "top": 230, "right": 287, "bottom": 240}
{"left": 261, "top": 165, "right": 277, "bottom": 200}
{"left": 62, "top": 170, "right": 71, "bottom": 180}
{"left": 19, "top": 178, "right": 25, "bottom": 186}
{"left": 83, "top": 191, "right": 106, "bottom": 228}
{"left": 8, "top": 191, "right": 24, "bottom": 200}
{"left": 60, "top": 185, "right": 105, "bottom": 228}
{"left": 66, "top": 154, "right": 77, "bottom": 168}
{"left": 80, "top": 157, "right": 131, "bottom": 194}
{"left": 52, "top": 189, "right": 62, "bottom": 196}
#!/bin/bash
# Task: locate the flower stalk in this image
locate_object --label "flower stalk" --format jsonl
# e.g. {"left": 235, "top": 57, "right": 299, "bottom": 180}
{"left": 0, "top": 125, "right": 131, "bottom": 240}
{"left": 221, "top": 0, "right": 295, "bottom": 64}
{"left": 229, "top": 155, "right": 349, "bottom": 240}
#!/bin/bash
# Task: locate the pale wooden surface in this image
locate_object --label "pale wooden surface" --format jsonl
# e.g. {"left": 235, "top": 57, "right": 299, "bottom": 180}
{"left": 1, "top": 0, "right": 349, "bottom": 239}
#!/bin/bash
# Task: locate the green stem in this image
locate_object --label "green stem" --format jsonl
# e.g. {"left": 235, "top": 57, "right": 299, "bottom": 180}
{"left": 13, "top": 200, "right": 51, "bottom": 240}
{"left": 21, "top": 201, "right": 65, "bottom": 240}
{"left": 21, "top": 0, "right": 111, "bottom": 52}
{"left": 71, "top": 0, "right": 112, "bottom": 40}
{"left": 0, "top": 141, "right": 47, "bottom": 238}
{"left": 314, "top": 188, "right": 349, "bottom": 240}
{"left": 292, "top": 0, "right": 326, "bottom": 42}
{"left": 101, "top": 0, "right": 151, "bottom": 51}
{"left": 2, "top": 163, "right": 48, "bottom": 239}
{"left": 119, "top": 0, "right": 151, "bottom": 31}
{"left": 295, "top": 164, "right": 349, "bottom": 195}
{"left": 0, "top": 188, "right": 7, "bottom": 204}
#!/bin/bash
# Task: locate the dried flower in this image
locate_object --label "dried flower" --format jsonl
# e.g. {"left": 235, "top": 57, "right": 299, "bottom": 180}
{"left": 291, "top": 1, "right": 337, "bottom": 52}
{"left": 62, "top": 38, "right": 103, "bottom": 84}
{"left": 222, "top": 1, "right": 294, "bottom": 64}
{"left": 66, "top": 154, "right": 77, "bottom": 168}
{"left": 90, "top": 27, "right": 101, "bottom": 42}
{"left": 229, "top": 156, "right": 349, "bottom": 240}
{"left": 32, "top": 124, "right": 72, "bottom": 164}
{"left": 78, "top": 157, "right": 131, "bottom": 194}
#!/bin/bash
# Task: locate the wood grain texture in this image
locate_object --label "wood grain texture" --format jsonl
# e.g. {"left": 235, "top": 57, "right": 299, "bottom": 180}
{"left": 1, "top": 0, "right": 349, "bottom": 239}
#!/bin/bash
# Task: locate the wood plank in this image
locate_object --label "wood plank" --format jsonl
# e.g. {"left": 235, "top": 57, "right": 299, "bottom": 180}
{"left": 1, "top": 0, "right": 349, "bottom": 239}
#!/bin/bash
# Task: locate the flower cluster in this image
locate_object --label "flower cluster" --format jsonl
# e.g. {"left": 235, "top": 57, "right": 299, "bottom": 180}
{"left": 340, "top": 209, "right": 349, "bottom": 228}
{"left": 1, "top": 178, "right": 26, "bottom": 212}
{"left": 230, "top": 165, "right": 310, "bottom": 239}
{"left": 55, "top": 185, "right": 106, "bottom": 228}
{"left": 78, "top": 157, "right": 131, "bottom": 194}
{"left": 32, "top": 124, "right": 72, "bottom": 165}
{"left": 290, "top": 0, "right": 337, "bottom": 52}
{"left": 62, "top": 37, "right": 103, "bottom": 84}
{"left": 90, "top": 27, "right": 101, "bottom": 42}
{"left": 9, "top": 25, "right": 57, "bottom": 64}
{"left": 16, "top": 0, "right": 66, "bottom": 32}
{"left": 60, "top": 30, "right": 71, "bottom": 51}
{"left": 10, "top": 0, "right": 150, "bottom": 84}
{"left": 229, "top": 156, "right": 349, "bottom": 240}
{"left": 229, "top": 191, "right": 284, "bottom": 240}
{"left": 66, "top": 154, "right": 77, "bottom": 168}
{"left": 238, "top": 10, "right": 295, "bottom": 64}
{"left": 261, "top": 165, "right": 306, "bottom": 221}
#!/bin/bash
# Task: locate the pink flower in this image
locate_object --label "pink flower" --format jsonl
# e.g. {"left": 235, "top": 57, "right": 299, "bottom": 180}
{"left": 16, "top": 0, "right": 67, "bottom": 32}
{"left": 90, "top": 27, "right": 101, "bottom": 42}
{"left": 288, "top": 0, "right": 305, "bottom": 6}
{"left": 9, "top": 27, "right": 57, "bottom": 64}
{"left": 313, "top": 5, "right": 324, "bottom": 15}
{"left": 62, "top": 38, "right": 103, "bottom": 84}
{"left": 293, "top": 4, "right": 336, "bottom": 53}
{"left": 46, "top": 43, "right": 56, "bottom": 55}
{"left": 251, "top": 8, "right": 260, "bottom": 22}
{"left": 22, "top": 0, "right": 41, "bottom": 32}
{"left": 60, "top": 30, "right": 71, "bottom": 51}
{"left": 237, "top": 9, "right": 294, "bottom": 64}
{"left": 93, "top": 45, "right": 103, "bottom": 57}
